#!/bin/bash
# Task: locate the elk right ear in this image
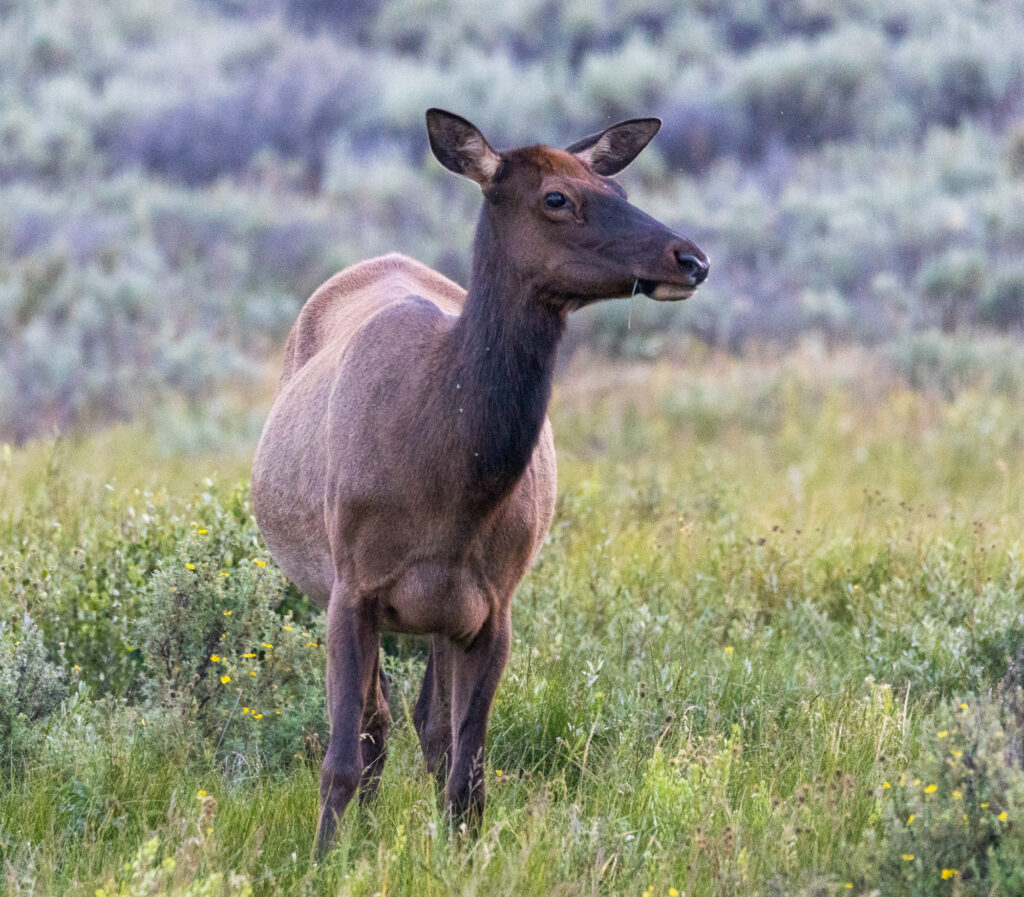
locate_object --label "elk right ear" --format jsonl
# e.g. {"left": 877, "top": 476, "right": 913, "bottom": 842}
{"left": 426, "top": 108, "right": 502, "bottom": 187}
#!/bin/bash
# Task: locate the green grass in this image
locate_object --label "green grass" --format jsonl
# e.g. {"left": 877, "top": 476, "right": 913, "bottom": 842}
{"left": 3, "top": 346, "right": 1024, "bottom": 896}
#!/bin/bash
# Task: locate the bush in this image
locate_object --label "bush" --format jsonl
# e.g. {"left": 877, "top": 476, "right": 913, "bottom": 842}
{"left": 0, "top": 613, "right": 69, "bottom": 771}
{"left": 866, "top": 686, "right": 1024, "bottom": 895}
{"left": 916, "top": 250, "right": 986, "bottom": 333}
{"left": 978, "top": 270, "right": 1024, "bottom": 329}
{"left": 136, "top": 535, "right": 326, "bottom": 769}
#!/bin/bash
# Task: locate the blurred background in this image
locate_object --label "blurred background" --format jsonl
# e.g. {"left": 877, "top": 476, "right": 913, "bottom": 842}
{"left": 2, "top": 0, "right": 1024, "bottom": 449}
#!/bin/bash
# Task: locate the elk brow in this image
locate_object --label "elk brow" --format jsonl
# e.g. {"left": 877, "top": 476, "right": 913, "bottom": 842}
{"left": 606, "top": 179, "right": 627, "bottom": 199}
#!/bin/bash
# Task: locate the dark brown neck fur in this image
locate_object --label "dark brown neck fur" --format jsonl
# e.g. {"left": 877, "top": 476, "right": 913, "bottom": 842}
{"left": 440, "top": 208, "right": 565, "bottom": 505}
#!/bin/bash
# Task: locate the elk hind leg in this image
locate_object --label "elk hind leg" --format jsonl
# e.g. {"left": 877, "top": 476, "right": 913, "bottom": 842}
{"left": 413, "top": 635, "right": 453, "bottom": 792}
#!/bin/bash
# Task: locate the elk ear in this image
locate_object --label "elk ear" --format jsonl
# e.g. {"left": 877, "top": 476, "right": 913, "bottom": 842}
{"left": 566, "top": 118, "right": 662, "bottom": 176}
{"left": 426, "top": 108, "right": 502, "bottom": 187}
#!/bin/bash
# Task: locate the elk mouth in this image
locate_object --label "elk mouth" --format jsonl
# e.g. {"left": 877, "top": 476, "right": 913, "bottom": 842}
{"left": 636, "top": 279, "right": 696, "bottom": 302}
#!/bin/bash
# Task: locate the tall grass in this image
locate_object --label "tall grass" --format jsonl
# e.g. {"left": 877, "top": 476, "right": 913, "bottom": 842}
{"left": 2, "top": 348, "right": 1023, "bottom": 895}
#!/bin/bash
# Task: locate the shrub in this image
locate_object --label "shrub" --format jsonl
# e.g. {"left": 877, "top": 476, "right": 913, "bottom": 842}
{"left": 916, "top": 250, "right": 986, "bottom": 333}
{"left": 0, "top": 613, "right": 69, "bottom": 770}
{"left": 136, "top": 535, "right": 326, "bottom": 769}
{"left": 867, "top": 686, "right": 1024, "bottom": 895}
{"left": 978, "top": 269, "right": 1024, "bottom": 329}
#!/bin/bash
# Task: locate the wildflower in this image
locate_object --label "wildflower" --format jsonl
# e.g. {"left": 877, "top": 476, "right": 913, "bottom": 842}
{"left": 254, "top": 713, "right": 263, "bottom": 719}
{"left": 496, "top": 770, "right": 503, "bottom": 777}
{"left": 901, "top": 854, "right": 914, "bottom": 861}
{"left": 73, "top": 665, "right": 81, "bottom": 671}
{"left": 220, "top": 572, "right": 230, "bottom": 578}
{"left": 937, "top": 730, "right": 948, "bottom": 738}
{"left": 210, "top": 655, "right": 221, "bottom": 662}
{"left": 186, "top": 563, "right": 195, "bottom": 570}
{"left": 882, "top": 781, "right": 891, "bottom": 789}
{"left": 221, "top": 675, "right": 230, "bottom": 684}
{"left": 907, "top": 814, "right": 914, "bottom": 825}
{"left": 669, "top": 890, "right": 679, "bottom": 897}
{"left": 262, "top": 643, "right": 273, "bottom": 648}
{"left": 981, "top": 802, "right": 989, "bottom": 808}
{"left": 960, "top": 703, "right": 969, "bottom": 710}
{"left": 925, "top": 784, "right": 937, "bottom": 794}
{"left": 254, "top": 559, "right": 266, "bottom": 568}
{"left": 197, "top": 790, "right": 207, "bottom": 798}
{"left": 284, "top": 625, "right": 292, "bottom": 631}
{"left": 999, "top": 811, "right": 1008, "bottom": 821}
{"left": 243, "top": 707, "right": 250, "bottom": 714}
{"left": 940, "top": 869, "right": 958, "bottom": 880}
{"left": 306, "top": 642, "right": 318, "bottom": 648}
{"left": 243, "top": 653, "right": 256, "bottom": 658}
{"left": 951, "top": 749, "right": 962, "bottom": 758}
{"left": 198, "top": 529, "right": 208, "bottom": 534}
{"left": 953, "top": 790, "right": 962, "bottom": 800}
{"left": 140, "top": 719, "right": 146, "bottom": 726}
{"left": 724, "top": 646, "right": 734, "bottom": 655}
{"left": 223, "top": 610, "right": 232, "bottom": 616}
{"left": 249, "top": 671, "right": 257, "bottom": 676}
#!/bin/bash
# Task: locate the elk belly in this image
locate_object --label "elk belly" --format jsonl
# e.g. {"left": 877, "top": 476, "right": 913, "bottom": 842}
{"left": 383, "top": 562, "right": 491, "bottom": 644}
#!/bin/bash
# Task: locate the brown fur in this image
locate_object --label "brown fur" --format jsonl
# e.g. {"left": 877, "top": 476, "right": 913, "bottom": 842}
{"left": 251, "top": 110, "right": 708, "bottom": 854}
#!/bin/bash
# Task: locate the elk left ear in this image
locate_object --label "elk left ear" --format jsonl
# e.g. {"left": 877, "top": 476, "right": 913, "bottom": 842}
{"left": 566, "top": 118, "right": 662, "bottom": 176}
{"left": 426, "top": 108, "right": 503, "bottom": 187}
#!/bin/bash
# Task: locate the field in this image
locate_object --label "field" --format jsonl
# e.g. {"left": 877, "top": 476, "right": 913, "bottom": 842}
{"left": 4, "top": 345, "right": 1024, "bottom": 896}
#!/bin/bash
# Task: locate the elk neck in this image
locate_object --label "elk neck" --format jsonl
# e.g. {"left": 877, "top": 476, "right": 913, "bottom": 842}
{"left": 438, "top": 207, "right": 566, "bottom": 505}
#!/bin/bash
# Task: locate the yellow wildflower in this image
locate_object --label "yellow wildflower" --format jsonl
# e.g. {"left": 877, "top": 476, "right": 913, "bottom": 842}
{"left": 981, "top": 802, "right": 989, "bottom": 808}
{"left": 960, "top": 703, "right": 969, "bottom": 710}
{"left": 254, "top": 559, "right": 266, "bottom": 567}
{"left": 197, "top": 790, "right": 207, "bottom": 798}
{"left": 724, "top": 646, "right": 734, "bottom": 654}
{"left": 882, "top": 781, "right": 891, "bottom": 789}
{"left": 254, "top": 713, "right": 263, "bottom": 719}
{"left": 242, "top": 707, "right": 250, "bottom": 714}
{"left": 223, "top": 610, "right": 232, "bottom": 616}
{"left": 940, "top": 869, "right": 958, "bottom": 880}
{"left": 999, "top": 811, "right": 1008, "bottom": 821}
{"left": 953, "top": 790, "right": 962, "bottom": 800}
{"left": 210, "top": 654, "right": 220, "bottom": 662}
{"left": 951, "top": 749, "right": 963, "bottom": 758}
{"left": 220, "top": 675, "right": 230, "bottom": 684}
{"left": 937, "top": 730, "right": 948, "bottom": 738}
{"left": 186, "top": 563, "right": 195, "bottom": 570}
{"left": 901, "top": 854, "right": 914, "bottom": 861}
{"left": 907, "top": 814, "right": 915, "bottom": 825}
{"left": 262, "top": 642, "right": 273, "bottom": 648}
{"left": 925, "top": 784, "right": 937, "bottom": 794}
{"left": 198, "top": 529, "right": 208, "bottom": 534}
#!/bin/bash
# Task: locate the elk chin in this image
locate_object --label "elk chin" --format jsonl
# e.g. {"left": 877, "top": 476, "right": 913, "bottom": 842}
{"left": 637, "top": 279, "right": 695, "bottom": 302}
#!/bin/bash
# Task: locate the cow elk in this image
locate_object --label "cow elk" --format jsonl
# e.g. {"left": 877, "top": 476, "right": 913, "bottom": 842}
{"left": 251, "top": 109, "right": 709, "bottom": 854}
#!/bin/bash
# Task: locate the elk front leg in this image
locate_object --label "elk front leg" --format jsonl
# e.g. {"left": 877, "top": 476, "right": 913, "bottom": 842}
{"left": 315, "top": 589, "right": 379, "bottom": 857}
{"left": 413, "top": 635, "right": 453, "bottom": 791}
{"left": 447, "top": 613, "right": 511, "bottom": 835}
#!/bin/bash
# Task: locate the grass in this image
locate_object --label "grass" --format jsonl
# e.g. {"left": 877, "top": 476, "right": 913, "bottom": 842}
{"left": 2, "top": 344, "right": 1024, "bottom": 896}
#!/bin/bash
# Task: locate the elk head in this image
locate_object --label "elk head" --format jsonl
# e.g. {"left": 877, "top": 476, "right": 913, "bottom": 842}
{"left": 426, "top": 108, "right": 709, "bottom": 309}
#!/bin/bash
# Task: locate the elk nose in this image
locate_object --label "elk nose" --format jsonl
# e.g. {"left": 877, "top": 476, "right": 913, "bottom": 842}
{"left": 674, "top": 250, "right": 710, "bottom": 286}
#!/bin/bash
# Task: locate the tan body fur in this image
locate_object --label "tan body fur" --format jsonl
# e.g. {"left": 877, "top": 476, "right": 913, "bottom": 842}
{"left": 253, "top": 252, "right": 556, "bottom": 636}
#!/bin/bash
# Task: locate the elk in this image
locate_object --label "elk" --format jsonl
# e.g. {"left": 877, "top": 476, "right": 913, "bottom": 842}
{"left": 251, "top": 109, "right": 709, "bottom": 854}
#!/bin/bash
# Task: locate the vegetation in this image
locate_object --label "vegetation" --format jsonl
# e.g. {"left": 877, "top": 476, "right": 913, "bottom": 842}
{"left": 3, "top": 348, "right": 1024, "bottom": 895}
{"left": 3, "top": 0, "right": 1024, "bottom": 441}
{"left": 4, "top": 0, "right": 1024, "bottom": 893}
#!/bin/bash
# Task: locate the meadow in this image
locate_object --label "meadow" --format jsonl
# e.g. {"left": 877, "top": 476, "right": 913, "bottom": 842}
{"left": 3, "top": 343, "right": 1024, "bottom": 896}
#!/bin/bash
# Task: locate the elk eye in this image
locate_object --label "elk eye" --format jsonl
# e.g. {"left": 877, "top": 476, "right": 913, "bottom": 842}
{"left": 544, "top": 191, "right": 568, "bottom": 209}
